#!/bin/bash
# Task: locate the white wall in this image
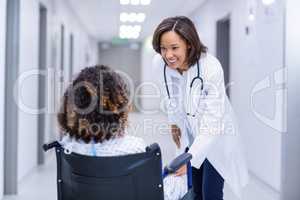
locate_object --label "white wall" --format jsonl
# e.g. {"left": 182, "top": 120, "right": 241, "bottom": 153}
{"left": 53, "top": 0, "right": 98, "bottom": 77}
{"left": 189, "top": 0, "right": 285, "bottom": 198}
{"left": 16, "top": 0, "right": 98, "bottom": 182}
{"left": 98, "top": 43, "right": 141, "bottom": 80}
{"left": 98, "top": 43, "right": 142, "bottom": 111}
{"left": 18, "top": 0, "right": 40, "bottom": 182}
{"left": 0, "top": 0, "right": 7, "bottom": 197}
{"left": 44, "top": 0, "right": 99, "bottom": 144}
{"left": 282, "top": 0, "right": 300, "bottom": 199}
{"left": 140, "top": 36, "right": 161, "bottom": 113}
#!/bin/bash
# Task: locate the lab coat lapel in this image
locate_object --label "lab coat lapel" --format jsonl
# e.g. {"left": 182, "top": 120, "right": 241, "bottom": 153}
{"left": 165, "top": 66, "right": 182, "bottom": 113}
{"left": 185, "top": 63, "right": 201, "bottom": 116}
{"left": 165, "top": 66, "right": 179, "bottom": 97}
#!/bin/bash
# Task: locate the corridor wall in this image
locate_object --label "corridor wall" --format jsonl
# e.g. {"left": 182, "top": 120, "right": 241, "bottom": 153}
{"left": 140, "top": 37, "right": 160, "bottom": 113}
{"left": 190, "top": 0, "right": 285, "bottom": 199}
{"left": 0, "top": 0, "right": 7, "bottom": 198}
{"left": 282, "top": 0, "right": 300, "bottom": 199}
{"left": 16, "top": 0, "right": 98, "bottom": 184}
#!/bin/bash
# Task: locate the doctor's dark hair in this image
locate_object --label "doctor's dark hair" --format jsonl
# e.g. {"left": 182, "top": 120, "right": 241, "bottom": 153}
{"left": 152, "top": 16, "right": 207, "bottom": 67}
{"left": 57, "top": 65, "right": 131, "bottom": 143}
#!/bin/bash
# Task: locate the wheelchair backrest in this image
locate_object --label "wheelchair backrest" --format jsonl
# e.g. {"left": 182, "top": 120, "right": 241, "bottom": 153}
{"left": 53, "top": 142, "right": 164, "bottom": 200}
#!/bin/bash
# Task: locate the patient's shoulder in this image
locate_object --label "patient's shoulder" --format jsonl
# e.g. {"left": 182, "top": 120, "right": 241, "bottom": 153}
{"left": 59, "top": 134, "right": 147, "bottom": 156}
{"left": 117, "top": 135, "right": 147, "bottom": 153}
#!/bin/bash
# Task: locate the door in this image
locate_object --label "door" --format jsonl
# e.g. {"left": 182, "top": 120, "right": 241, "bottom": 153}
{"left": 216, "top": 16, "right": 231, "bottom": 99}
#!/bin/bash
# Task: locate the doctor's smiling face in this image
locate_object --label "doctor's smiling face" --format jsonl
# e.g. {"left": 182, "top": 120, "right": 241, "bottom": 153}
{"left": 153, "top": 17, "right": 207, "bottom": 71}
{"left": 160, "top": 31, "right": 190, "bottom": 73}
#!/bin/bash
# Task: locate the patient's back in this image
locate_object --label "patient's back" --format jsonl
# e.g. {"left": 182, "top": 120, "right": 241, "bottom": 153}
{"left": 56, "top": 136, "right": 165, "bottom": 200}
{"left": 59, "top": 134, "right": 187, "bottom": 200}
{"left": 60, "top": 134, "right": 146, "bottom": 156}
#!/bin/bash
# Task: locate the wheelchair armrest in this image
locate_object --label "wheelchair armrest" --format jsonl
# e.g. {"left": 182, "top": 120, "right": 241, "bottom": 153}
{"left": 145, "top": 143, "right": 160, "bottom": 153}
{"left": 43, "top": 141, "right": 61, "bottom": 152}
{"left": 163, "top": 153, "right": 192, "bottom": 174}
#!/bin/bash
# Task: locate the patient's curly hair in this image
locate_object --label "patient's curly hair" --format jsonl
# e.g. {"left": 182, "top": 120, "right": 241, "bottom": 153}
{"left": 57, "top": 65, "right": 131, "bottom": 143}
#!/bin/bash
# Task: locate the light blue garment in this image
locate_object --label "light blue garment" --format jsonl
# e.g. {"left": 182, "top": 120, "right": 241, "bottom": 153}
{"left": 90, "top": 140, "right": 97, "bottom": 156}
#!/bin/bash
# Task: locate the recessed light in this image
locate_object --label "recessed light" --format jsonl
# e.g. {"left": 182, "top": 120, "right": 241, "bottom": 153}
{"left": 262, "top": 0, "right": 275, "bottom": 6}
{"left": 136, "top": 13, "right": 146, "bottom": 22}
{"left": 120, "top": 0, "right": 130, "bottom": 5}
{"left": 248, "top": 13, "right": 255, "bottom": 21}
{"left": 120, "top": 0, "right": 151, "bottom": 5}
{"left": 120, "top": 12, "right": 146, "bottom": 23}
{"left": 140, "top": 0, "right": 151, "bottom": 5}
{"left": 119, "top": 25, "right": 142, "bottom": 39}
{"left": 131, "top": 0, "right": 139, "bottom": 5}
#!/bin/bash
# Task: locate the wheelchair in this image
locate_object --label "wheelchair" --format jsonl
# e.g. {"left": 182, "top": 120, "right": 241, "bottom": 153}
{"left": 43, "top": 141, "right": 195, "bottom": 200}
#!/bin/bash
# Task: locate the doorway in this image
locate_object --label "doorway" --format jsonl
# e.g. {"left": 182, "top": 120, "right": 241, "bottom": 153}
{"left": 4, "top": 0, "right": 20, "bottom": 194}
{"left": 37, "top": 4, "right": 47, "bottom": 165}
{"left": 69, "top": 33, "right": 74, "bottom": 81}
{"left": 216, "top": 16, "right": 231, "bottom": 99}
{"left": 60, "top": 24, "right": 65, "bottom": 96}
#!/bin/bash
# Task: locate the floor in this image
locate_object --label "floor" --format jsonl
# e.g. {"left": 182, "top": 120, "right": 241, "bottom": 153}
{"left": 1, "top": 113, "right": 278, "bottom": 200}
{"left": 2, "top": 156, "right": 57, "bottom": 200}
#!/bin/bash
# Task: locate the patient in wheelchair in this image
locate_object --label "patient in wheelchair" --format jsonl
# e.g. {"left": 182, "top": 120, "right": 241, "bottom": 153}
{"left": 57, "top": 65, "right": 187, "bottom": 200}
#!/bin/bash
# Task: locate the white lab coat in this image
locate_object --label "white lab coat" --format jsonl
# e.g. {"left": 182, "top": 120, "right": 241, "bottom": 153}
{"left": 152, "top": 53, "right": 249, "bottom": 198}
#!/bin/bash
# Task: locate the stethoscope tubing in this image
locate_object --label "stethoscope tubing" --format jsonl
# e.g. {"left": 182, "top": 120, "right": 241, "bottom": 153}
{"left": 164, "top": 60, "right": 204, "bottom": 117}
{"left": 164, "top": 61, "right": 203, "bottom": 99}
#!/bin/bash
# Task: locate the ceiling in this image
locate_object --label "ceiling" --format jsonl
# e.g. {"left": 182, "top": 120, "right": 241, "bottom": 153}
{"left": 67, "top": 0, "right": 207, "bottom": 42}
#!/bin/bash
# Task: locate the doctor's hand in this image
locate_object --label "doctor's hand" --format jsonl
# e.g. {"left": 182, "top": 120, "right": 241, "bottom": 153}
{"left": 171, "top": 124, "right": 181, "bottom": 148}
{"left": 175, "top": 165, "right": 187, "bottom": 176}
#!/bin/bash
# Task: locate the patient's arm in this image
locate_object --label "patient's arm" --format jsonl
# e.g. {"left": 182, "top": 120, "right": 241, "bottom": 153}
{"left": 162, "top": 153, "right": 192, "bottom": 200}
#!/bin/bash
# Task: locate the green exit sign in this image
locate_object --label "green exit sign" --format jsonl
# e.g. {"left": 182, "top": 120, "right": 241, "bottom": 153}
{"left": 111, "top": 37, "right": 129, "bottom": 45}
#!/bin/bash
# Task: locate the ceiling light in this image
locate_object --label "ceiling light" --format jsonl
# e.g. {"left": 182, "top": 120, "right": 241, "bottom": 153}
{"left": 128, "top": 13, "right": 137, "bottom": 22}
{"left": 132, "top": 32, "right": 140, "bottom": 39}
{"left": 248, "top": 13, "right": 255, "bottom": 21}
{"left": 136, "top": 13, "right": 146, "bottom": 22}
{"left": 140, "top": 0, "right": 151, "bottom": 5}
{"left": 120, "top": 13, "right": 128, "bottom": 22}
{"left": 120, "top": 12, "right": 146, "bottom": 23}
{"left": 119, "top": 32, "right": 127, "bottom": 39}
{"left": 248, "top": 8, "right": 255, "bottom": 21}
{"left": 120, "top": 25, "right": 130, "bottom": 33}
{"left": 262, "top": 0, "right": 275, "bottom": 6}
{"left": 119, "top": 25, "right": 142, "bottom": 39}
{"left": 120, "top": 0, "right": 151, "bottom": 6}
{"left": 133, "top": 25, "right": 142, "bottom": 32}
{"left": 131, "top": 0, "right": 139, "bottom": 5}
{"left": 120, "top": 0, "right": 130, "bottom": 5}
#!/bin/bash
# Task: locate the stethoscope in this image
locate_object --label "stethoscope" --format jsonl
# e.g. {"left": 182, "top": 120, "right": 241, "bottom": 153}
{"left": 164, "top": 60, "right": 205, "bottom": 117}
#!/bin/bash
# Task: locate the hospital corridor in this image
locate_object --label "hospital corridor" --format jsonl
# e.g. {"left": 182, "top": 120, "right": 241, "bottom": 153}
{"left": 0, "top": 0, "right": 299, "bottom": 200}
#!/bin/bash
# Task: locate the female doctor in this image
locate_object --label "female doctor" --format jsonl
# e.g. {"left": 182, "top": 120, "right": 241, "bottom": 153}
{"left": 152, "top": 16, "right": 249, "bottom": 200}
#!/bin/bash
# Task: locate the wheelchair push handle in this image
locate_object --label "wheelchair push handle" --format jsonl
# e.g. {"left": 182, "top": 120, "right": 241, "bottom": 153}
{"left": 163, "top": 152, "right": 194, "bottom": 191}
{"left": 43, "top": 141, "right": 61, "bottom": 152}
